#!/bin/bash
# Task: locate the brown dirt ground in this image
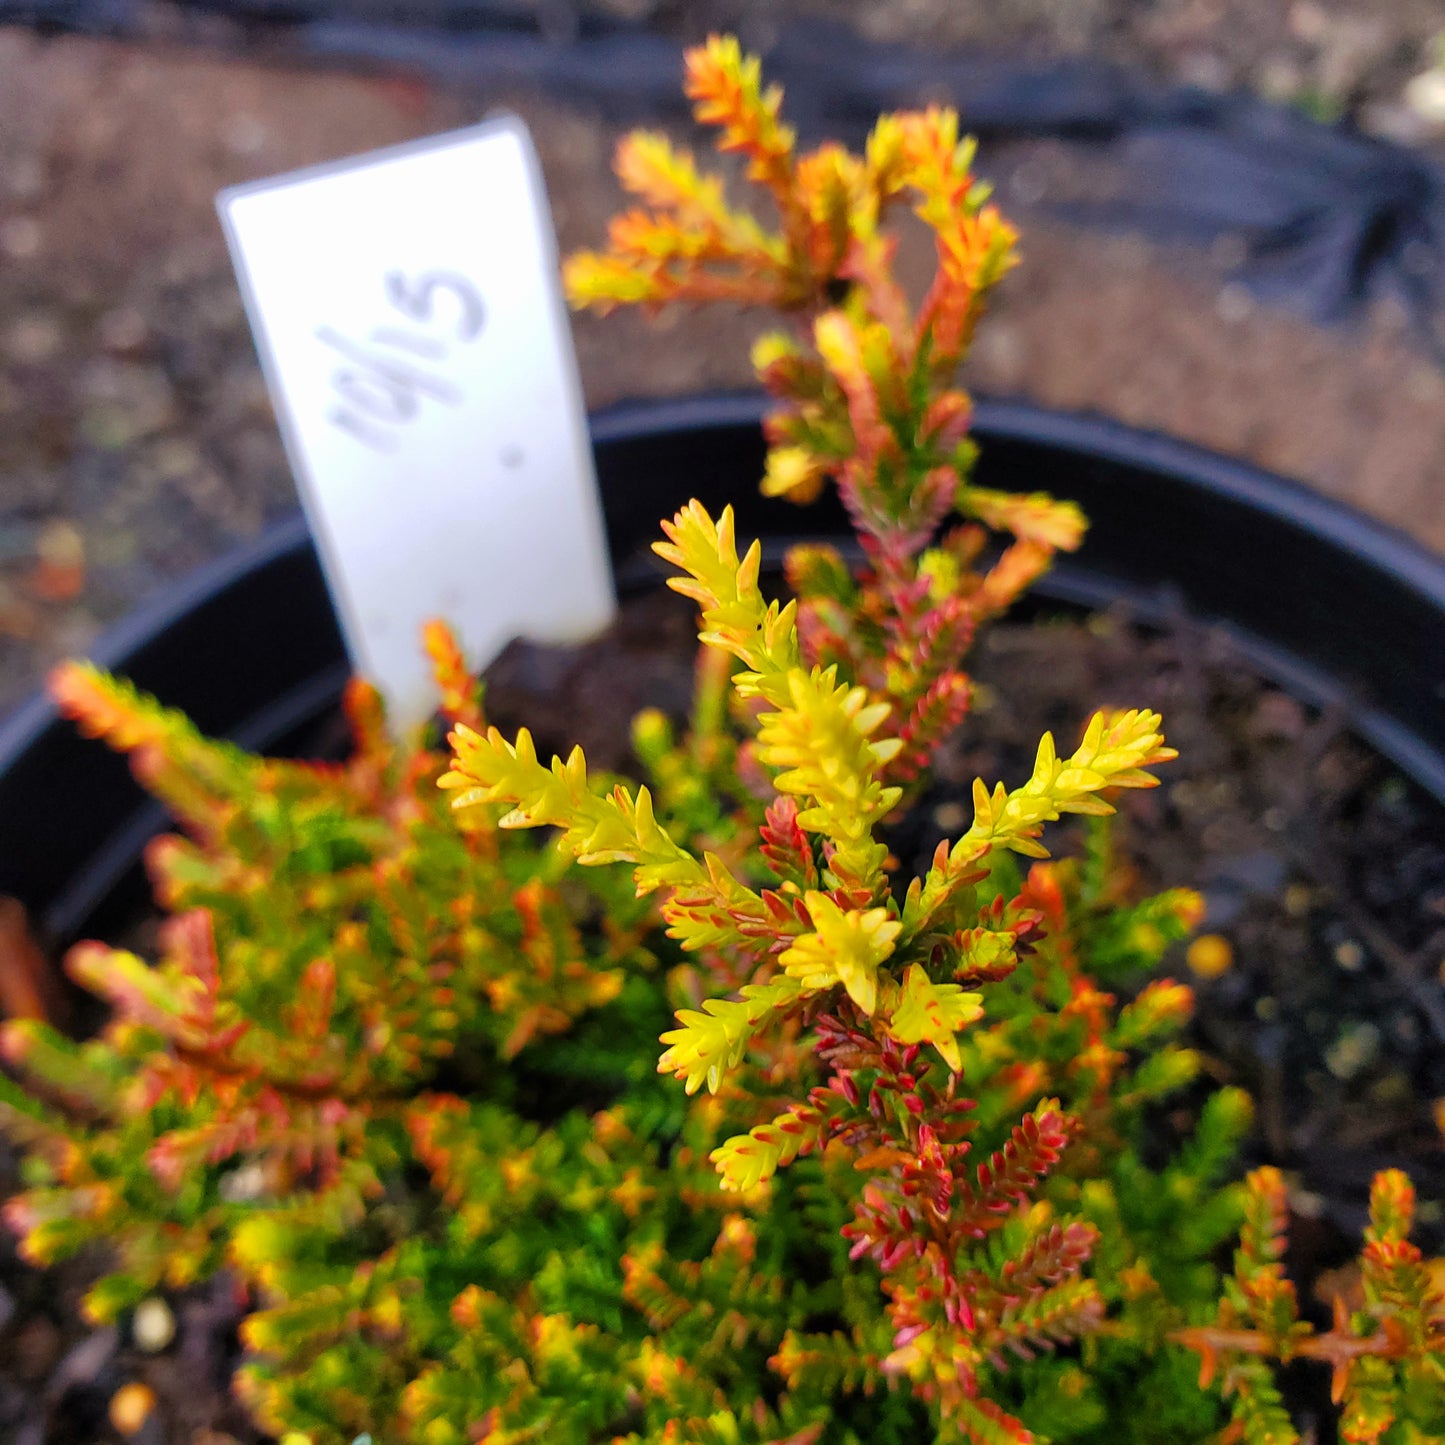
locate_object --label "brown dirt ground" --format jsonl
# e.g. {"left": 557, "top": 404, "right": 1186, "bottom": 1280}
{"left": 0, "top": 28, "right": 1443, "bottom": 721}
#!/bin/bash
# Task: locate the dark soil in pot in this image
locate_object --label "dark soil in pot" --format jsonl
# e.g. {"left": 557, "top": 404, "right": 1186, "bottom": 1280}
{"left": 490, "top": 588, "right": 1445, "bottom": 1246}
{"left": 491, "top": 591, "right": 1445, "bottom": 1444}
{"left": 2, "top": 584, "right": 1443, "bottom": 1443}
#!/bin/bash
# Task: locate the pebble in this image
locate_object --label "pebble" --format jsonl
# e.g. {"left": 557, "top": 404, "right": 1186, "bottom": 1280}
{"left": 1258, "top": 54, "right": 1304, "bottom": 104}
{"left": 28, "top": 520, "right": 86, "bottom": 603}
{"left": 1361, "top": 99, "right": 1434, "bottom": 145}
{"left": 931, "top": 801, "right": 967, "bottom": 833}
{"left": 132, "top": 1297, "right": 175, "bottom": 1353}
{"left": 1325, "top": 1020, "right": 1381, "bottom": 1080}
{"left": 1176, "top": 49, "right": 1232, "bottom": 92}
{"left": 109, "top": 1381, "right": 156, "bottom": 1437}
{"left": 971, "top": 322, "right": 1025, "bottom": 387}
{"left": 1369, "top": 1073, "right": 1415, "bottom": 1111}
{"left": 78, "top": 363, "right": 178, "bottom": 449}
{"left": 150, "top": 437, "right": 203, "bottom": 482}
{"left": 1251, "top": 691, "right": 1306, "bottom": 741}
{"left": 6, "top": 155, "right": 45, "bottom": 203}
{"left": 35, "top": 518, "right": 84, "bottom": 570}
{"left": 1008, "top": 159, "right": 1049, "bottom": 206}
{"left": 1284, "top": 883, "right": 1313, "bottom": 916}
{"left": 1288, "top": 1, "right": 1329, "bottom": 45}
{"left": 219, "top": 1160, "right": 267, "bottom": 1202}
{"left": 1403, "top": 67, "right": 1445, "bottom": 128}
{"left": 1313, "top": 16, "right": 1389, "bottom": 101}
{"left": 1186, "top": 933, "right": 1233, "bottom": 978}
{"left": 1333, "top": 939, "right": 1365, "bottom": 972}
{"left": 1288, "top": 1186, "right": 1326, "bottom": 1219}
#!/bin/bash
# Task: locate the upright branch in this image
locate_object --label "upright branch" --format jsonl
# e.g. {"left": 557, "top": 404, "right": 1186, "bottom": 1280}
{"left": 1175, "top": 1168, "right": 1445, "bottom": 1445}
{"left": 444, "top": 498, "right": 1178, "bottom": 1439}
{"left": 566, "top": 35, "right": 1085, "bottom": 786}
{"left": 7, "top": 33, "right": 1438, "bottom": 1445}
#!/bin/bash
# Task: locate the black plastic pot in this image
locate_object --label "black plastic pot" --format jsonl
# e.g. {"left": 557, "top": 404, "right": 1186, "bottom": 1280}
{"left": 2, "top": 392, "right": 1443, "bottom": 950}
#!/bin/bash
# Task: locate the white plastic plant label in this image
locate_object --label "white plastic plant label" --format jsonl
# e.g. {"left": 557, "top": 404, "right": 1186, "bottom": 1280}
{"left": 217, "top": 116, "right": 615, "bottom": 731}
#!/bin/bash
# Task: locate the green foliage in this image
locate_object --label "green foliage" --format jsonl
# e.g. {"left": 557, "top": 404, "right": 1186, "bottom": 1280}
{"left": 1176, "top": 1168, "right": 1445, "bottom": 1445}
{"left": 3, "top": 34, "right": 1440, "bottom": 1445}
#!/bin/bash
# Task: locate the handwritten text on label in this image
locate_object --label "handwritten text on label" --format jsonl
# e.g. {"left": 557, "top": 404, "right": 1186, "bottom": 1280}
{"left": 322, "top": 269, "right": 486, "bottom": 453}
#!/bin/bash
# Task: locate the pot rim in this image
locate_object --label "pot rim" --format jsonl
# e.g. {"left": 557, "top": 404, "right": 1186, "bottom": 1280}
{"left": 593, "top": 391, "right": 1445, "bottom": 606}
{"left": 7, "top": 392, "right": 1442, "bottom": 768}
{"left": 3, "top": 391, "right": 1442, "bottom": 942}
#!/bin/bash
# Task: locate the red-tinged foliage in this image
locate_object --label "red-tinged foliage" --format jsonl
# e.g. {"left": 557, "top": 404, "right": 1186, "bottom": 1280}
{"left": 758, "top": 797, "right": 820, "bottom": 891}
{"left": 0, "top": 896, "right": 63, "bottom": 1025}
{"left": 1175, "top": 1167, "right": 1444, "bottom": 1444}
{"left": 567, "top": 36, "right": 1084, "bottom": 791}
{"left": 892, "top": 675, "right": 974, "bottom": 785}
{"left": 2, "top": 36, "right": 1438, "bottom": 1445}
{"left": 683, "top": 35, "right": 796, "bottom": 201}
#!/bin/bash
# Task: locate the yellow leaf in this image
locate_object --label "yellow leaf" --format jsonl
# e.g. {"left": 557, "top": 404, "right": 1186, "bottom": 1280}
{"left": 778, "top": 892, "right": 899, "bottom": 1015}
{"left": 887, "top": 963, "right": 983, "bottom": 1071}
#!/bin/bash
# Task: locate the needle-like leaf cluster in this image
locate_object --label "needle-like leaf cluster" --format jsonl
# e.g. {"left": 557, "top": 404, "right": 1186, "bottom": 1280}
{"left": 2, "top": 35, "right": 1439, "bottom": 1445}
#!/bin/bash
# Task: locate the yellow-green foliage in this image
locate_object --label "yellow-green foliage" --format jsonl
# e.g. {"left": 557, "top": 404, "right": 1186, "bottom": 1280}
{"left": 1, "top": 636, "right": 645, "bottom": 1309}
{"left": 1, "top": 34, "right": 1439, "bottom": 1445}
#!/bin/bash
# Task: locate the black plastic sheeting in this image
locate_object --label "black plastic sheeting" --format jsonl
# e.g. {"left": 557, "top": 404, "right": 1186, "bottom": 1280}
{"left": 2, "top": 4, "right": 1443, "bottom": 358}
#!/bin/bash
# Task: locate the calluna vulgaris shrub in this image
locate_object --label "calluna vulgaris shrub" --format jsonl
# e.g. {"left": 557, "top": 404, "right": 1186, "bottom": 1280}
{"left": 2, "top": 35, "right": 1442, "bottom": 1445}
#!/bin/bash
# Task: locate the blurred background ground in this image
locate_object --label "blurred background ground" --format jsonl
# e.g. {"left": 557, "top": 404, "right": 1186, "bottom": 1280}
{"left": 0, "top": 2, "right": 1442, "bottom": 718}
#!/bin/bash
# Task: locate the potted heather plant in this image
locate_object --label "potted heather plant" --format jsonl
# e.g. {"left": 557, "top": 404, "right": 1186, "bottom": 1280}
{"left": 1, "top": 35, "right": 1442, "bottom": 1445}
